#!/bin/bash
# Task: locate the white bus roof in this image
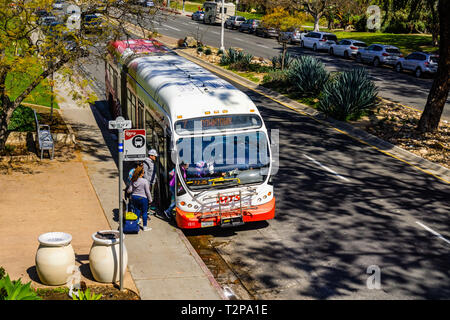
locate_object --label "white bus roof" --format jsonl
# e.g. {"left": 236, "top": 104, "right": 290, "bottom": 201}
{"left": 127, "top": 53, "right": 260, "bottom": 124}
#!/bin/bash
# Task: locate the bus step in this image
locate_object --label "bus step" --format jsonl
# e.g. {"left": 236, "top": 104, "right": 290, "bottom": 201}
{"left": 220, "top": 215, "right": 244, "bottom": 228}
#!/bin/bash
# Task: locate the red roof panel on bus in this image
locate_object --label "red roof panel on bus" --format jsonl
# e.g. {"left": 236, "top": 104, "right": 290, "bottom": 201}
{"left": 109, "top": 39, "right": 169, "bottom": 56}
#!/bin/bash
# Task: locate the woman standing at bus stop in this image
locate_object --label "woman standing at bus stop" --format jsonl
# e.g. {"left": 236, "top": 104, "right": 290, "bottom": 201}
{"left": 127, "top": 165, "right": 152, "bottom": 232}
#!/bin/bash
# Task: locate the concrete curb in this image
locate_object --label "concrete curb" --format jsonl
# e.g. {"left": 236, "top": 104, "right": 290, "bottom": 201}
{"left": 163, "top": 45, "right": 450, "bottom": 184}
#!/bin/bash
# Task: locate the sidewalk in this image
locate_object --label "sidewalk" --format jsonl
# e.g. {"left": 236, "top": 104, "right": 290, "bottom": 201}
{"left": 54, "top": 74, "right": 225, "bottom": 299}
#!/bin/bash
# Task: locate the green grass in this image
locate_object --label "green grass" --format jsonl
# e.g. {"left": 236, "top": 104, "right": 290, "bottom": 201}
{"left": 6, "top": 75, "right": 58, "bottom": 109}
{"left": 330, "top": 31, "right": 436, "bottom": 55}
{"left": 236, "top": 11, "right": 263, "bottom": 20}
{"left": 170, "top": 1, "right": 202, "bottom": 13}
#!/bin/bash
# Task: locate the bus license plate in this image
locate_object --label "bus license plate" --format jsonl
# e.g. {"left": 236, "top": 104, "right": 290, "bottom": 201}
{"left": 201, "top": 221, "right": 214, "bottom": 228}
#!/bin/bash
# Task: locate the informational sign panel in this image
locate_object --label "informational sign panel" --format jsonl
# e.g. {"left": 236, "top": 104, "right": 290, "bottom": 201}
{"left": 124, "top": 129, "right": 146, "bottom": 161}
{"left": 108, "top": 117, "right": 132, "bottom": 130}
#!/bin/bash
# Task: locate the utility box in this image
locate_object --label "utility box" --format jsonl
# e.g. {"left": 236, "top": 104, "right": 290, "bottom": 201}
{"left": 203, "top": 1, "right": 236, "bottom": 25}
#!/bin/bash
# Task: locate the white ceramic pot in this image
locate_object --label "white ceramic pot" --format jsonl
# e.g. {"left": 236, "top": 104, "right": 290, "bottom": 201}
{"left": 35, "top": 232, "right": 75, "bottom": 286}
{"left": 89, "top": 230, "right": 128, "bottom": 283}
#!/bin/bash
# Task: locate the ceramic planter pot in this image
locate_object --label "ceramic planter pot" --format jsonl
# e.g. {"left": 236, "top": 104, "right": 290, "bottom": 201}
{"left": 89, "top": 230, "right": 128, "bottom": 283}
{"left": 35, "top": 232, "right": 75, "bottom": 286}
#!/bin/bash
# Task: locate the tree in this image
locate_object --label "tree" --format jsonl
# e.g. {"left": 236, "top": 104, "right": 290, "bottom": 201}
{"left": 295, "top": 0, "right": 333, "bottom": 32}
{"left": 261, "top": 7, "right": 304, "bottom": 70}
{"left": 0, "top": 0, "right": 157, "bottom": 151}
{"left": 418, "top": 0, "right": 449, "bottom": 133}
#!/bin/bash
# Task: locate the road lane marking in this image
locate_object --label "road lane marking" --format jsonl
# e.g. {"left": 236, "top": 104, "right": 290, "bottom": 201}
{"left": 163, "top": 25, "right": 182, "bottom": 31}
{"left": 303, "top": 154, "right": 350, "bottom": 182}
{"left": 416, "top": 221, "right": 450, "bottom": 245}
{"left": 256, "top": 44, "right": 270, "bottom": 49}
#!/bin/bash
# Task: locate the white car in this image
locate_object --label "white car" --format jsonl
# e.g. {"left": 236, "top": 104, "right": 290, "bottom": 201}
{"left": 52, "top": 1, "right": 63, "bottom": 10}
{"left": 301, "top": 31, "right": 338, "bottom": 52}
{"left": 329, "top": 39, "right": 367, "bottom": 59}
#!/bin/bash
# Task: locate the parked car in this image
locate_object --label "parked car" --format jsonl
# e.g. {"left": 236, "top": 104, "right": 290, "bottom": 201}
{"left": 238, "top": 19, "right": 260, "bottom": 33}
{"left": 38, "top": 15, "right": 57, "bottom": 26}
{"left": 52, "top": 0, "right": 64, "bottom": 10}
{"left": 356, "top": 44, "right": 403, "bottom": 67}
{"left": 301, "top": 31, "right": 338, "bottom": 52}
{"left": 395, "top": 52, "right": 439, "bottom": 78}
{"left": 192, "top": 10, "right": 204, "bottom": 21}
{"left": 255, "top": 25, "right": 279, "bottom": 38}
{"left": 225, "top": 16, "right": 245, "bottom": 29}
{"left": 329, "top": 39, "right": 367, "bottom": 59}
{"left": 83, "top": 14, "right": 104, "bottom": 32}
{"left": 279, "top": 28, "right": 307, "bottom": 44}
{"left": 35, "top": 9, "right": 50, "bottom": 18}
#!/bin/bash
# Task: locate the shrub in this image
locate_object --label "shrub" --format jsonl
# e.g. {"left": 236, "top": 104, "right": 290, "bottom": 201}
{"left": 72, "top": 288, "right": 102, "bottom": 300}
{"left": 217, "top": 49, "right": 224, "bottom": 55}
{"left": 7, "top": 105, "right": 38, "bottom": 132}
{"left": 204, "top": 47, "right": 212, "bottom": 55}
{"left": 197, "top": 46, "right": 204, "bottom": 53}
{"left": 318, "top": 68, "right": 378, "bottom": 121}
{"left": 0, "top": 274, "right": 41, "bottom": 300}
{"left": 220, "top": 48, "right": 254, "bottom": 71}
{"left": 262, "top": 69, "right": 290, "bottom": 92}
{"left": 352, "top": 14, "right": 367, "bottom": 32}
{"left": 271, "top": 52, "right": 294, "bottom": 70}
{"left": 288, "top": 56, "right": 329, "bottom": 97}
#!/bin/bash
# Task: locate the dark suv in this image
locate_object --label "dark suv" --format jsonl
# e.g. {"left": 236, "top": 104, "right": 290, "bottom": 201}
{"left": 238, "top": 19, "right": 260, "bottom": 33}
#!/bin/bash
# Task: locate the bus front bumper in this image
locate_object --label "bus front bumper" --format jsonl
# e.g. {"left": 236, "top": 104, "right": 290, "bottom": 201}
{"left": 175, "top": 198, "right": 276, "bottom": 229}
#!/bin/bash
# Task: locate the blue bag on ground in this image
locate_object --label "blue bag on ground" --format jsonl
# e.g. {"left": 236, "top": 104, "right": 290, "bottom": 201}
{"left": 123, "top": 205, "right": 140, "bottom": 234}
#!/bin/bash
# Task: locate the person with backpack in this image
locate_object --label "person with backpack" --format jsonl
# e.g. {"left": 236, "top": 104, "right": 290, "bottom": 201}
{"left": 127, "top": 165, "right": 152, "bottom": 232}
{"left": 143, "top": 149, "right": 158, "bottom": 212}
{"left": 125, "top": 162, "right": 143, "bottom": 214}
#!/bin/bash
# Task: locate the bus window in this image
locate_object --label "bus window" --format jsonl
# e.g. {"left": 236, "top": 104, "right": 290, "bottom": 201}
{"left": 113, "top": 70, "right": 118, "bottom": 94}
{"left": 145, "top": 110, "right": 154, "bottom": 147}
{"left": 127, "top": 89, "right": 136, "bottom": 127}
{"left": 138, "top": 100, "right": 144, "bottom": 129}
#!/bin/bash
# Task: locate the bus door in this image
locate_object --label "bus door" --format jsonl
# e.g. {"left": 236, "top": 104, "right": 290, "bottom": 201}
{"left": 153, "top": 124, "right": 171, "bottom": 212}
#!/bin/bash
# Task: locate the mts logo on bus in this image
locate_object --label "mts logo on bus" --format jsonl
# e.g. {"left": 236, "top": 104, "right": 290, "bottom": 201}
{"left": 217, "top": 195, "right": 241, "bottom": 204}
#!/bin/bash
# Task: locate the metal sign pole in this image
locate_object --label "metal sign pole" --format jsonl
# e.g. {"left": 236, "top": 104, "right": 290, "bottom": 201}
{"left": 118, "top": 128, "right": 124, "bottom": 292}
{"left": 220, "top": 0, "right": 225, "bottom": 52}
{"left": 109, "top": 116, "right": 131, "bottom": 292}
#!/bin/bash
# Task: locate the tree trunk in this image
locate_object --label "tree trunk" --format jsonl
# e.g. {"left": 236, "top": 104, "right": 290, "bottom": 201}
{"left": 0, "top": 102, "right": 12, "bottom": 151}
{"left": 418, "top": 0, "right": 449, "bottom": 133}
{"left": 314, "top": 14, "right": 321, "bottom": 31}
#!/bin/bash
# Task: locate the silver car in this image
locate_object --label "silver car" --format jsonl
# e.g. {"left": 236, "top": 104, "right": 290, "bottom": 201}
{"left": 356, "top": 44, "right": 403, "bottom": 67}
{"left": 279, "top": 28, "right": 307, "bottom": 44}
{"left": 225, "top": 16, "right": 245, "bottom": 29}
{"left": 329, "top": 39, "right": 367, "bottom": 59}
{"left": 192, "top": 10, "right": 204, "bottom": 21}
{"left": 395, "top": 52, "right": 439, "bottom": 78}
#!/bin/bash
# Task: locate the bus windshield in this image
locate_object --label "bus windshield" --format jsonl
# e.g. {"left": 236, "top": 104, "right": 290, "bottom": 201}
{"left": 176, "top": 131, "right": 270, "bottom": 191}
{"left": 175, "top": 114, "right": 262, "bottom": 135}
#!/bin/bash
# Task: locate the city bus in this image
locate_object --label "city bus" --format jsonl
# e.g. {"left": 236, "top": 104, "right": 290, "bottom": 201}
{"left": 105, "top": 39, "right": 275, "bottom": 229}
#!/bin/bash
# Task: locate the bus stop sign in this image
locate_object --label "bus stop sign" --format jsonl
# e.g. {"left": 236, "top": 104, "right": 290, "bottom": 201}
{"left": 124, "top": 129, "right": 146, "bottom": 161}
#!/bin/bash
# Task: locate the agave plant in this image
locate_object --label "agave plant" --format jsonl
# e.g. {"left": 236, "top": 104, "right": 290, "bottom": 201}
{"left": 271, "top": 52, "right": 294, "bottom": 70}
{"left": 0, "top": 274, "right": 41, "bottom": 300}
{"left": 72, "top": 288, "right": 102, "bottom": 300}
{"left": 318, "top": 68, "right": 378, "bottom": 121}
{"left": 288, "top": 56, "right": 329, "bottom": 97}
